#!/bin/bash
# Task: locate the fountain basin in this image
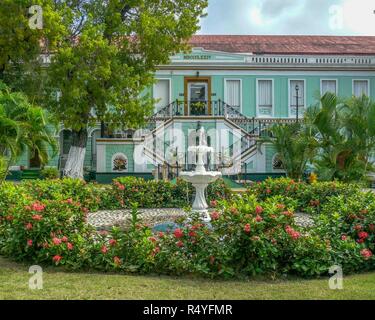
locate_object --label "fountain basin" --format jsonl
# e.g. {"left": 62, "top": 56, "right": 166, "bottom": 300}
{"left": 179, "top": 170, "right": 222, "bottom": 221}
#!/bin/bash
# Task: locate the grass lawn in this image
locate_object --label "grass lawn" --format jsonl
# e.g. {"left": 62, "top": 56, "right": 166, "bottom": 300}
{"left": 0, "top": 256, "right": 374, "bottom": 300}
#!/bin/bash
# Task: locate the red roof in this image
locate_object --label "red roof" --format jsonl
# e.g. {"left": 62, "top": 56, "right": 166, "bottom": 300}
{"left": 188, "top": 35, "right": 375, "bottom": 55}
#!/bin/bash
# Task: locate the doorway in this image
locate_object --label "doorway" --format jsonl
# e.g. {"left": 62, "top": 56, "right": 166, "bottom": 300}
{"left": 184, "top": 77, "right": 211, "bottom": 116}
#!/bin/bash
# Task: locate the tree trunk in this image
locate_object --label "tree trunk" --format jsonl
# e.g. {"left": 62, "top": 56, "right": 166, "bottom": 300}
{"left": 63, "top": 128, "right": 88, "bottom": 179}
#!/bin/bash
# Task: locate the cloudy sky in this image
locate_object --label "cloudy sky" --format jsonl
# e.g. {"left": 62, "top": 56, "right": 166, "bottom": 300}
{"left": 199, "top": 0, "right": 375, "bottom": 35}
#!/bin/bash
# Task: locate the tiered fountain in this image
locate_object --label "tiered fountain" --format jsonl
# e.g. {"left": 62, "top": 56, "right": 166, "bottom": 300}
{"left": 180, "top": 125, "right": 222, "bottom": 222}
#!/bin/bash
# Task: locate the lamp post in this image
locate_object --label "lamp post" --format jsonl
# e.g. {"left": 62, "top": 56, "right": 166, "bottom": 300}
{"left": 295, "top": 84, "right": 299, "bottom": 123}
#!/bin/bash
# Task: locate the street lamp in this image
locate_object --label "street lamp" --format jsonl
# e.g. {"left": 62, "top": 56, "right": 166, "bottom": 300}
{"left": 295, "top": 84, "right": 299, "bottom": 122}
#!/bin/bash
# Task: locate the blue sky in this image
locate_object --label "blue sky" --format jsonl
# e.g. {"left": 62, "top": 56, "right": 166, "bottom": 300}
{"left": 199, "top": 0, "right": 375, "bottom": 35}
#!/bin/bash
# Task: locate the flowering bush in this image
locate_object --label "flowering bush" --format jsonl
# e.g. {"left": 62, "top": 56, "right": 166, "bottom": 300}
{"left": 107, "top": 177, "right": 232, "bottom": 209}
{"left": 249, "top": 177, "right": 361, "bottom": 213}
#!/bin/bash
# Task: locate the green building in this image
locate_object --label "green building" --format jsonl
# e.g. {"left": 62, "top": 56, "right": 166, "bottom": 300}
{"left": 11, "top": 35, "right": 375, "bottom": 182}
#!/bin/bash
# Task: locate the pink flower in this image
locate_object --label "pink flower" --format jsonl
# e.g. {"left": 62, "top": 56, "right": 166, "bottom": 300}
{"left": 285, "top": 225, "right": 301, "bottom": 240}
{"left": 158, "top": 232, "right": 164, "bottom": 238}
{"left": 66, "top": 198, "right": 73, "bottom": 204}
{"left": 109, "top": 239, "right": 117, "bottom": 246}
{"left": 210, "top": 211, "right": 220, "bottom": 221}
{"left": 27, "top": 239, "right": 33, "bottom": 247}
{"left": 341, "top": 235, "right": 347, "bottom": 241}
{"left": 114, "top": 256, "right": 121, "bottom": 265}
{"left": 360, "top": 249, "right": 373, "bottom": 260}
{"left": 255, "top": 215, "right": 263, "bottom": 222}
{"left": 282, "top": 211, "right": 294, "bottom": 218}
{"left": 61, "top": 236, "right": 68, "bottom": 243}
{"left": 210, "top": 200, "right": 218, "bottom": 207}
{"left": 52, "top": 237, "right": 62, "bottom": 245}
{"left": 67, "top": 242, "right": 74, "bottom": 250}
{"left": 173, "top": 228, "right": 184, "bottom": 239}
{"left": 176, "top": 240, "right": 184, "bottom": 247}
{"left": 52, "top": 255, "right": 62, "bottom": 263}
{"left": 149, "top": 237, "right": 157, "bottom": 243}
{"left": 101, "top": 245, "right": 108, "bottom": 254}
{"left": 188, "top": 231, "right": 197, "bottom": 238}
{"left": 118, "top": 184, "right": 125, "bottom": 191}
{"left": 255, "top": 205, "right": 264, "bottom": 215}
{"left": 266, "top": 189, "right": 271, "bottom": 194}
{"left": 244, "top": 224, "right": 251, "bottom": 234}
{"left": 32, "top": 214, "right": 42, "bottom": 221}
{"left": 25, "top": 223, "right": 33, "bottom": 230}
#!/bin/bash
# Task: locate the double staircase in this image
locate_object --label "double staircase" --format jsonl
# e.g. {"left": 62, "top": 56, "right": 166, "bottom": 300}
{"left": 141, "top": 100, "right": 296, "bottom": 176}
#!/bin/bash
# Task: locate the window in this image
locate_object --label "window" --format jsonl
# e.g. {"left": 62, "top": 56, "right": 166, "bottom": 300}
{"left": 353, "top": 80, "right": 369, "bottom": 97}
{"left": 321, "top": 80, "right": 337, "bottom": 95}
{"left": 257, "top": 80, "right": 273, "bottom": 117}
{"left": 153, "top": 79, "right": 171, "bottom": 111}
{"left": 225, "top": 79, "right": 241, "bottom": 112}
{"left": 289, "top": 80, "right": 305, "bottom": 117}
{"left": 112, "top": 153, "right": 128, "bottom": 172}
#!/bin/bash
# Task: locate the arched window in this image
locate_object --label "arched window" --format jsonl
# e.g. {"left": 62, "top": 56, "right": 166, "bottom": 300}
{"left": 272, "top": 153, "right": 284, "bottom": 171}
{"left": 112, "top": 153, "right": 128, "bottom": 172}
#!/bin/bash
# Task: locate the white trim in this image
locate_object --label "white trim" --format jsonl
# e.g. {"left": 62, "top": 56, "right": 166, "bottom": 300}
{"left": 153, "top": 78, "right": 172, "bottom": 111}
{"left": 352, "top": 79, "right": 371, "bottom": 97}
{"left": 156, "top": 70, "right": 375, "bottom": 76}
{"left": 256, "top": 78, "right": 274, "bottom": 118}
{"left": 224, "top": 78, "right": 243, "bottom": 113}
{"left": 320, "top": 79, "right": 338, "bottom": 96}
{"left": 288, "top": 79, "right": 306, "bottom": 119}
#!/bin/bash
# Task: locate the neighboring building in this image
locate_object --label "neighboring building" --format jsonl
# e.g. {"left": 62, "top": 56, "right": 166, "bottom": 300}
{"left": 10, "top": 35, "right": 375, "bottom": 182}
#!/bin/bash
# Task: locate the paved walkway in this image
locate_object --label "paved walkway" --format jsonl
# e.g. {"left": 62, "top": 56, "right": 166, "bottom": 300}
{"left": 88, "top": 209, "right": 314, "bottom": 230}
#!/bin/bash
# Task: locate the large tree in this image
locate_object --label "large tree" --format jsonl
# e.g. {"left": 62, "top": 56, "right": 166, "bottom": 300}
{"left": 44, "top": 0, "right": 207, "bottom": 178}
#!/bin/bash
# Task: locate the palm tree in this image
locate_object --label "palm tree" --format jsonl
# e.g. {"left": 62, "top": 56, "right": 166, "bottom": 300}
{"left": 0, "top": 82, "right": 57, "bottom": 181}
{"left": 312, "top": 93, "right": 375, "bottom": 182}
{"left": 259, "top": 120, "right": 318, "bottom": 180}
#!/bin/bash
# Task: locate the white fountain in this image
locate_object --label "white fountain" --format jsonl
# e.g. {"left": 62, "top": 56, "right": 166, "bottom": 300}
{"left": 180, "top": 125, "right": 222, "bottom": 222}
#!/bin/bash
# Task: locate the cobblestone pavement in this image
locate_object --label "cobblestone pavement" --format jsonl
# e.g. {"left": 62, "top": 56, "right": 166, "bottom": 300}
{"left": 88, "top": 209, "right": 315, "bottom": 230}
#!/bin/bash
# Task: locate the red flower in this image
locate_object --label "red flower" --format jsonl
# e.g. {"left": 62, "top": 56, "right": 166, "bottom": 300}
{"left": 25, "top": 223, "right": 33, "bottom": 230}
{"left": 149, "top": 237, "right": 157, "bottom": 243}
{"left": 31, "top": 202, "right": 45, "bottom": 212}
{"left": 158, "top": 232, "right": 164, "bottom": 238}
{"left": 109, "top": 239, "right": 117, "bottom": 246}
{"left": 282, "top": 211, "right": 294, "bottom": 218}
{"left": 360, "top": 249, "right": 373, "bottom": 260}
{"left": 52, "top": 255, "right": 62, "bottom": 263}
{"left": 27, "top": 239, "right": 33, "bottom": 247}
{"left": 176, "top": 241, "right": 184, "bottom": 247}
{"left": 255, "top": 215, "right": 263, "bottom": 222}
{"left": 188, "top": 231, "right": 197, "bottom": 238}
{"left": 358, "top": 231, "right": 369, "bottom": 240}
{"left": 173, "top": 228, "right": 184, "bottom": 239}
{"left": 66, "top": 198, "right": 73, "bottom": 204}
{"left": 32, "top": 214, "right": 42, "bottom": 221}
{"left": 210, "top": 211, "right": 220, "bottom": 220}
{"left": 244, "top": 224, "right": 251, "bottom": 234}
{"left": 266, "top": 189, "right": 271, "bottom": 194}
{"left": 67, "top": 243, "right": 74, "bottom": 250}
{"left": 52, "top": 237, "right": 62, "bottom": 245}
{"left": 255, "top": 205, "right": 264, "bottom": 215}
{"left": 285, "top": 225, "right": 301, "bottom": 240}
{"left": 341, "top": 235, "right": 347, "bottom": 241}
{"left": 61, "top": 236, "right": 68, "bottom": 243}
{"left": 101, "top": 245, "right": 108, "bottom": 254}
{"left": 276, "top": 204, "right": 285, "bottom": 210}
{"left": 118, "top": 184, "right": 125, "bottom": 191}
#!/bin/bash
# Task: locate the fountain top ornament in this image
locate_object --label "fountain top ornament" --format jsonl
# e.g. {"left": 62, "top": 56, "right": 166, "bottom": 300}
{"left": 179, "top": 124, "right": 222, "bottom": 221}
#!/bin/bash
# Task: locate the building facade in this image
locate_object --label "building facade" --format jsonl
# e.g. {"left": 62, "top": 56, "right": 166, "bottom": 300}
{"left": 10, "top": 35, "right": 375, "bottom": 182}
